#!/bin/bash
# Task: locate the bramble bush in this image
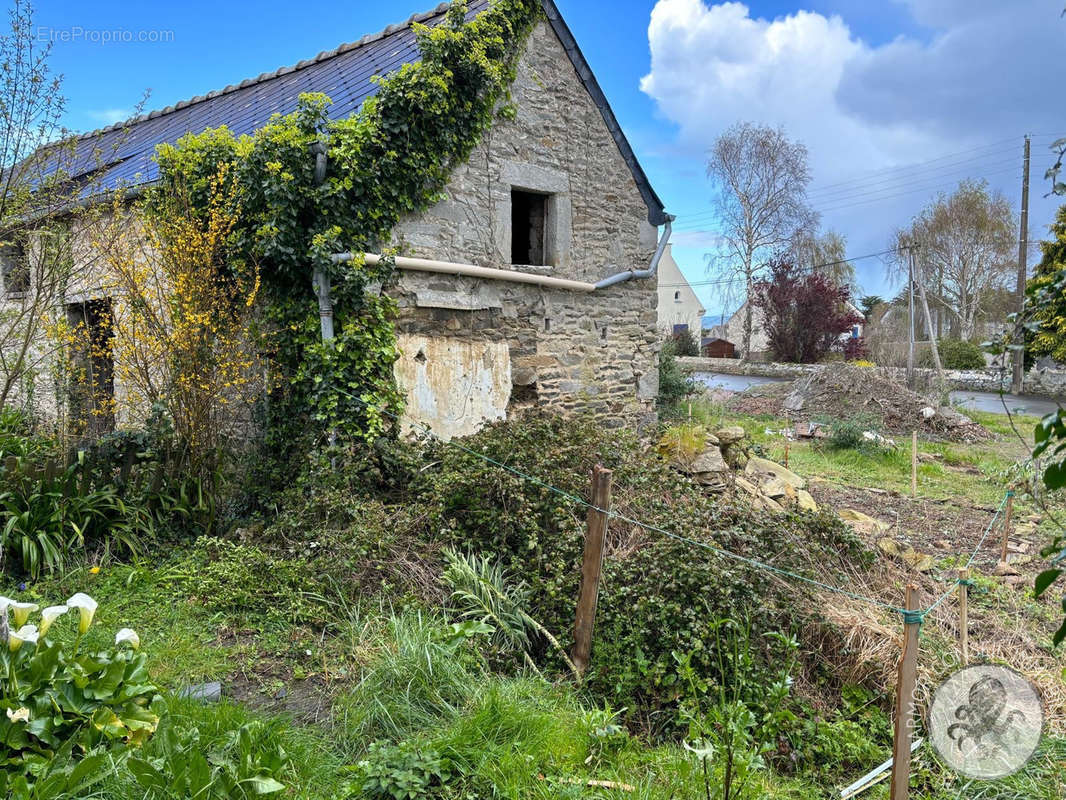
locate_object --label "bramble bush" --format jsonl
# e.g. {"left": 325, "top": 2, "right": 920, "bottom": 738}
{"left": 411, "top": 413, "right": 869, "bottom": 731}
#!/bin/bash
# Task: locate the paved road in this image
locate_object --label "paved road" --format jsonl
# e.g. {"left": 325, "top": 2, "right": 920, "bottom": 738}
{"left": 692, "top": 372, "right": 1061, "bottom": 418}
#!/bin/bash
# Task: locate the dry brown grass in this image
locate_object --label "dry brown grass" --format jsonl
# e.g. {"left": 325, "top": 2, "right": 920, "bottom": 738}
{"left": 805, "top": 559, "right": 1066, "bottom": 735}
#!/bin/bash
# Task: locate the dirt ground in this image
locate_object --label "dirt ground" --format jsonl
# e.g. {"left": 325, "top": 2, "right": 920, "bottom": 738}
{"left": 807, "top": 481, "right": 1033, "bottom": 577}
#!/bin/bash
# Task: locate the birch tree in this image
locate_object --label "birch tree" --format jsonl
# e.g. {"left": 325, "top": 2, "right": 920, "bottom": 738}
{"left": 897, "top": 180, "right": 1016, "bottom": 341}
{"left": 706, "top": 123, "right": 817, "bottom": 359}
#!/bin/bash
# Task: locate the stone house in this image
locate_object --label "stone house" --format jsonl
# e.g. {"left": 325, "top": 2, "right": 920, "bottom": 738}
{"left": 656, "top": 245, "right": 705, "bottom": 339}
{"left": 12, "top": 0, "right": 671, "bottom": 440}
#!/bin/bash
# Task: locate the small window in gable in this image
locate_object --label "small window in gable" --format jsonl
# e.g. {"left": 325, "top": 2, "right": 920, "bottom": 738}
{"left": 510, "top": 189, "right": 548, "bottom": 266}
{"left": 674, "top": 290, "right": 681, "bottom": 302}
{"left": 1, "top": 235, "right": 29, "bottom": 297}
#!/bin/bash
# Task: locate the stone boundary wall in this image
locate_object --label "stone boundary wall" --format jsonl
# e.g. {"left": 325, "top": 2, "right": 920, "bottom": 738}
{"left": 677, "top": 357, "right": 1066, "bottom": 400}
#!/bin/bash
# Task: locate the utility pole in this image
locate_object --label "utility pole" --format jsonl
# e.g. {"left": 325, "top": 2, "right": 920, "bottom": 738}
{"left": 913, "top": 244, "right": 944, "bottom": 392}
{"left": 906, "top": 244, "right": 915, "bottom": 389}
{"left": 1011, "top": 135, "right": 1030, "bottom": 395}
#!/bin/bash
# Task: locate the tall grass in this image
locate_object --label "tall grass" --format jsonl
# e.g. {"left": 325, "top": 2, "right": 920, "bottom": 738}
{"left": 331, "top": 611, "right": 478, "bottom": 754}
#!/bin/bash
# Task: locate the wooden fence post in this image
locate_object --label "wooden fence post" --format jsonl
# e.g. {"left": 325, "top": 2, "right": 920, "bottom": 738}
{"left": 783, "top": 413, "right": 791, "bottom": 469}
{"left": 573, "top": 464, "right": 612, "bottom": 677}
{"left": 957, "top": 568, "right": 969, "bottom": 665}
{"left": 890, "top": 584, "right": 922, "bottom": 800}
{"left": 999, "top": 493, "right": 1014, "bottom": 563}
{"left": 910, "top": 431, "right": 918, "bottom": 498}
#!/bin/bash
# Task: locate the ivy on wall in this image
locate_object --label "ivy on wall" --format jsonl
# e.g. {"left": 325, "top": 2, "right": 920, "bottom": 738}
{"left": 147, "top": 0, "right": 541, "bottom": 462}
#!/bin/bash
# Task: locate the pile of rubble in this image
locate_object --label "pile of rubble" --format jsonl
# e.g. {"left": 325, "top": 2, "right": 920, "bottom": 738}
{"left": 781, "top": 364, "right": 991, "bottom": 442}
{"left": 661, "top": 424, "right": 818, "bottom": 514}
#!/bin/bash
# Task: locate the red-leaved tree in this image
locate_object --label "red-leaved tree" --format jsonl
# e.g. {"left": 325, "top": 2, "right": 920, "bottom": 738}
{"left": 751, "top": 258, "right": 863, "bottom": 363}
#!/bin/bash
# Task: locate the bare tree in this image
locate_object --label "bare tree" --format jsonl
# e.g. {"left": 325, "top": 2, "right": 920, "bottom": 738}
{"left": 0, "top": 1, "right": 135, "bottom": 420}
{"left": 706, "top": 123, "right": 817, "bottom": 359}
{"left": 790, "top": 229, "right": 854, "bottom": 289}
{"left": 895, "top": 179, "right": 1016, "bottom": 341}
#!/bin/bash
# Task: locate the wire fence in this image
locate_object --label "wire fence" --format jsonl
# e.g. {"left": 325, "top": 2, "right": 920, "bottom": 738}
{"left": 333, "top": 388, "right": 1013, "bottom": 630}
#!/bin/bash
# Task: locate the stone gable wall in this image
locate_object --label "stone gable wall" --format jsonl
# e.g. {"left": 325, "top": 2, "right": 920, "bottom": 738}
{"left": 389, "top": 19, "right": 661, "bottom": 438}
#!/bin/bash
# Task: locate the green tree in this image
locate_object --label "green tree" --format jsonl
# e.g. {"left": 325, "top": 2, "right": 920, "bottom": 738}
{"left": 1026, "top": 205, "right": 1066, "bottom": 363}
{"left": 858, "top": 295, "right": 884, "bottom": 320}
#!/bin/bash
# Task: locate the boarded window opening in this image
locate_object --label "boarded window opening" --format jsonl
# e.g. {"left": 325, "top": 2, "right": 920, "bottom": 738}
{"left": 510, "top": 189, "right": 547, "bottom": 266}
{"left": 67, "top": 298, "right": 115, "bottom": 438}
{"left": 1, "top": 235, "right": 29, "bottom": 296}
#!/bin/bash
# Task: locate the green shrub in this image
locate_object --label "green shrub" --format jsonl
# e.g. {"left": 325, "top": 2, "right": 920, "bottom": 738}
{"left": 182, "top": 537, "right": 322, "bottom": 623}
{"left": 413, "top": 414, "right": 869, "bottom": 730}
{"left": 658, "top": 339, "right": 696, "bottom": 410}
{"left": 919, "top": 339, "right": 986, "bottom": 370}
{"left": 673, "top": 328, "right": 700, "bottom": 357}
{"left": 0, "top": 457, "right": 148, "bottom": 578}
{"left": 822, "top": 414, "right": 892, "bottom": 453}
{"left": 0, "top": 593, "right": 160, "bottom": 784}
{"left": 0, "top": 408, "right": 54, "bottom": 462}
{"left": 346, "top": 740, "right": 452, "bottom": 799}
{"left": 790, "top": 687, "right": 890, "bottom": 779}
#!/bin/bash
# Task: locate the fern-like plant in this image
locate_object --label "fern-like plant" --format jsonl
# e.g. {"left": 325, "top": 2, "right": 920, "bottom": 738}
{"left": 441, "top": 548, "right": 579, "bottom": 681}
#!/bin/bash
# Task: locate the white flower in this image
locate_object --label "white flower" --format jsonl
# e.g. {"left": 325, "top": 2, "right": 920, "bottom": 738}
{"left": 65, "top": 593, "right": 98, "bottom": 634}
{"left": 39, "top": 606, "right": 68, "bottom": 637}
{"left": 6, "top": 707, "right": 29, "bottom": 723}
{"left": 9, "top": 625, "right": 38, "bottom": 651}
{"left": 114, "top": 628, "right": 140, "bottom": 649}
{"left": 9, "top": 602, "right": 38, "bottom": 629}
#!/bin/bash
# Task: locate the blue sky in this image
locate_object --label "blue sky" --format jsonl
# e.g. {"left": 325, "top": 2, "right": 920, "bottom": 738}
{"left": 39, "top": 0, "right": 1064, "bottom": 319}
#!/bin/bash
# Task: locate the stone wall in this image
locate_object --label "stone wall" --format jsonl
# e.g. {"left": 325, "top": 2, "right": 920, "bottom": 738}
{"left": 677, "top": 356, "right": 1066, "bottom": 400}
{"left": 389, "top": 19, "right": 660, "bottom": 438}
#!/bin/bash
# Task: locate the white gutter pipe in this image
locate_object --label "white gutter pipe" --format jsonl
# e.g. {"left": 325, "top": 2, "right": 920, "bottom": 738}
{"left": 330, "top": 215, "right": 673, "bottom": 292}
{"left": 332, "top": 252, "right": 598, "bottom": 292}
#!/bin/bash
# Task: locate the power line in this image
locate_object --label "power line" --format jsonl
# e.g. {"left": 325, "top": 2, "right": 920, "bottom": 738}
{"left": 811, "top": 164, "right": 1023, "bottom": 214}
{"left": 806, "top": 157, "right": 1019, "bottom": 203}
{"left": 656, "top": 247, "right": 899, "bottom": 287}
{"left": 672, "top": 161, "right": 1024, "bottom": 229}
{"left": 670, "top": 134, "right": 1042, "bottom": 228}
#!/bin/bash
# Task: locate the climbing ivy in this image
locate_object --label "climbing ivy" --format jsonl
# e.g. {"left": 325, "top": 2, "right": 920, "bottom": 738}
{"left": 149, "top": 0, "right": 540, "bottom": 467}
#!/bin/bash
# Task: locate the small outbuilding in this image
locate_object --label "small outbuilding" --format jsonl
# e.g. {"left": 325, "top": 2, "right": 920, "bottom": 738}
{"left": 701, "top": 338, "right": 736, "bottom": 359}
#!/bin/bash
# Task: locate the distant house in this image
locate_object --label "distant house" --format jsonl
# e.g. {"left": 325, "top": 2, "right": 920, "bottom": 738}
{"left": 656, "top": 245, "right": 705, "bottom": 338}
{"left": 710, "top": 300, "right": 863, "bottom": 360}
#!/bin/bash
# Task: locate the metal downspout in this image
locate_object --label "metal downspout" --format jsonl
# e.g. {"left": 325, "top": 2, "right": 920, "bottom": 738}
{"left": 593, "top": 215, "right": 674, "bottom": 289}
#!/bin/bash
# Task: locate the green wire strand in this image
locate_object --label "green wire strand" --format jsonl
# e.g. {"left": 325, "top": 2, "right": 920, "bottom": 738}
{"left": 330, "top": 389, "right": 1013, "bottom": 627}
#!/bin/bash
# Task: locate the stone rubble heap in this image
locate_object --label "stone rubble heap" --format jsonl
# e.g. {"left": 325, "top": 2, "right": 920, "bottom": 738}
{"left": 663, "top": 424, "right": 819, "bottom": 514}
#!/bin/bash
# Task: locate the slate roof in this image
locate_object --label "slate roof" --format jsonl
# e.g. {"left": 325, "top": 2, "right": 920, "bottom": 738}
{"left": 56, "top": 0, "right": 666, "bottom": 225}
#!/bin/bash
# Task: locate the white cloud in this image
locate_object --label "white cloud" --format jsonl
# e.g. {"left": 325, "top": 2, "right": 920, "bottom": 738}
{"left": 640, "top": 0, "right": 1063, "bottom": 291}
{"left": 87, "top": 108, "right": 132, "bottom": 125}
